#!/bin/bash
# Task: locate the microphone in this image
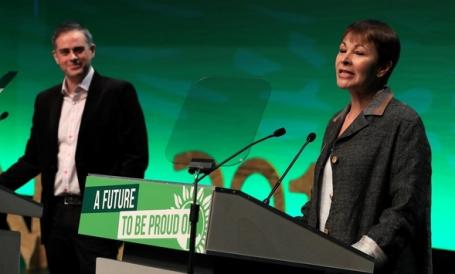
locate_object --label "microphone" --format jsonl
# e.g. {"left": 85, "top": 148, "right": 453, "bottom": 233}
{"left": 194, "top": 127, "right": 286, "bottom": 183}
{"left": 273, "top": 127, "right": 286, "bottom": 137}
{"left": 0, "top": 71, "right": 18, "bottom": 94}
{"left": 0, "top": 112, "right": 8, "bottom": 121}
{"left": 263, "top": 132, "right": 316, "bottom": 205}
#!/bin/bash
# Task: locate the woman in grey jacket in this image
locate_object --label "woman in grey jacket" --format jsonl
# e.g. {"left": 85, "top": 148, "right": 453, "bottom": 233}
{"left": 301, "top": 20, "right": 432, "bottom": 274}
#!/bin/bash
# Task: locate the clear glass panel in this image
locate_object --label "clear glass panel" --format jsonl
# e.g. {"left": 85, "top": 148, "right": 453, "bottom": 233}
{"left": 166, "top": 76, "right": 270, "bottom": 167}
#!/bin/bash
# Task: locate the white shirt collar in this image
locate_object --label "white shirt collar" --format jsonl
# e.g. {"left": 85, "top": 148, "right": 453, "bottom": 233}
{"left": 61, "top": 66, "right": 95, "bottom": 95}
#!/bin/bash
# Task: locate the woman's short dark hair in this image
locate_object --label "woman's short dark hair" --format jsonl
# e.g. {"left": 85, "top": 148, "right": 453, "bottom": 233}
{"left": 342, "top": 19, "right": 401, "bottom": 82}
{"left": 52, "top": 21, "right": 94, "bottom": 49}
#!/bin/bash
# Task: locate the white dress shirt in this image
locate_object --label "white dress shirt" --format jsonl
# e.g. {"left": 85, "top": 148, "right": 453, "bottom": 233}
{"left": 54, "top": 67, "right": 94, "bottom": 196}
{"left": 319, "top": 158, "right": 333, "bottom": 232}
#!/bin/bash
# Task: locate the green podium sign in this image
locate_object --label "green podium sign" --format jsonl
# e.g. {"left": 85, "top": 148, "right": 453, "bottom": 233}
{"left": 79, "top": 175, "right": 214, "bottom": 253}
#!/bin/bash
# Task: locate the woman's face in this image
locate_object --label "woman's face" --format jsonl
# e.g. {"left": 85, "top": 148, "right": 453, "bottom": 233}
{"left": 335, "top": 32, "right": 383, "bottom": 93}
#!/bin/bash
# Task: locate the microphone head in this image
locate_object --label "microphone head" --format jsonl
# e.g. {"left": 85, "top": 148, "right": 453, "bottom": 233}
{"left": 273, "top": 127, "right": 286, "bottom": 137}
{"left": 0, "top": 111, "right": 8, "bottom": 121}
{"left": 307, "top": 132, "right": 316, "bottom": 142}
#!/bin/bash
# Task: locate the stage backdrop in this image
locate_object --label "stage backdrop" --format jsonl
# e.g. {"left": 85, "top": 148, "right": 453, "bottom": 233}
{"left": 0, "top": 0, "right": 454, "bottom": 251}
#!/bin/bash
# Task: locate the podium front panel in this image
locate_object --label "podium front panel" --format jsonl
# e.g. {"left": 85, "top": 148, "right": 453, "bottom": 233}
{"left": 206, "top": 189, "right": 374, "bottom": 273}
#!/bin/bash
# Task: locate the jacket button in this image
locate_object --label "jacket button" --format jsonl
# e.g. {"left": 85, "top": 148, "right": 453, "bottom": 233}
{"left": 331, "top": 155, "right": 338, "bottom": 164}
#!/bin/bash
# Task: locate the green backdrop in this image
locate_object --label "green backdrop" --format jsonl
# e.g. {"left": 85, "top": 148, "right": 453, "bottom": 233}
{"left": 0, "top": 0, "right": 454, "bottom": 251}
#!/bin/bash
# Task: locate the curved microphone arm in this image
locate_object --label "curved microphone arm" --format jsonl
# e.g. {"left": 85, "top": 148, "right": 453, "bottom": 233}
{"left": 194, "top": 128, "right": 286, "bottom": 184}
{"left": 263, "top": 132, "right": 316, "bottom": 205}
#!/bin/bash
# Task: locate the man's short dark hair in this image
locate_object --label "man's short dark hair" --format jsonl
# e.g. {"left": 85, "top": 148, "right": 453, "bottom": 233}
{"left": 52, "top": 21, "right": 94, "bottom": 49}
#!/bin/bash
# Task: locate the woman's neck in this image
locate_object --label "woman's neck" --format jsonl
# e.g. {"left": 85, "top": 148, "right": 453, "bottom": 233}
{"left": 338, "top": 88, "right": 381, "bottom": 137}
{"left": 348, "top": 85, "right": 384, "bottom": 115}
{"left": 349, "top": 92, "right": 375, "bottom": 115}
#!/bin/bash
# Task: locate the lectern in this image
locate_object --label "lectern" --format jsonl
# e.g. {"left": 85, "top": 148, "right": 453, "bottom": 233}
{"left": 206, "top": 188, "right": 373, "bottom": 273}
{"left": 0, "top": 185, "right": 43, "bottom": 274}
{"left": 79, "top": 175, "right": 374, "bottom": 274}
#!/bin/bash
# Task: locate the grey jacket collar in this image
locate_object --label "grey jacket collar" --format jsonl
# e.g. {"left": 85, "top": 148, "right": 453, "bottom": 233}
{"left": 333, "top": 87, "right": 394, "bottom": 123}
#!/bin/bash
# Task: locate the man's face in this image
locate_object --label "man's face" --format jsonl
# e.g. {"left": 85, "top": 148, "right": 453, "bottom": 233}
{"left": 53, "top": 30, "right": 95, "bottom": 81}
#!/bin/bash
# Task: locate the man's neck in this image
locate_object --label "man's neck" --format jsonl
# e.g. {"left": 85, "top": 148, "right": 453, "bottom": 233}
{"left": 65, "top": 77, "right": 82, "bottom": 95}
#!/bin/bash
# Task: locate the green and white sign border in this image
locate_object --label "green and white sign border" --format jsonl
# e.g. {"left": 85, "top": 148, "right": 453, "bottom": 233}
{"left": 79, "top": 175, "right": 214, "bottom": 253}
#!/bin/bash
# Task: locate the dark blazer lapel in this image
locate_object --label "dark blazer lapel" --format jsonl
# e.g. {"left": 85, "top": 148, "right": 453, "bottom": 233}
{"left": 312, "top": 112, "right": 344, "bottom": 224}
{"left": 77, "top": 72, "right": 102, "bottom": 150}
{"left": 48, "top": 86, "right": 64, "bottom": 153}
{"left": 323, "top": 107, "right": 347, "bottom": 150}
{"left": 317, "top": 110, "right": 345, "bottom": 186}
{"left": 338, "top": 89, "right": 393, "bottom": 140}
{"left": 339, "top": 114, "right": 369, "bottom": 140}
{"left": 75, "top": 72, "right": 104, "bottom": 191}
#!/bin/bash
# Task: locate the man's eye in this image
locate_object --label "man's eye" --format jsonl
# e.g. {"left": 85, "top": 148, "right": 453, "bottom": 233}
{"left": 73, "top": 47, "right": 85, "bottom": 54}
{"left": 59, "top": 49, "right": 70, "bottom": 55}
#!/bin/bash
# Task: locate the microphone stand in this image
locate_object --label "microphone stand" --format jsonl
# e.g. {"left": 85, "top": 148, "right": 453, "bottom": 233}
{"left": 263, "top": 132, "right": 316, "bottom": 205}
{"left": 187, "top": 169, "right": 201, "bottom": 274}
{"left": 186, "top": 128, "right": 286, "bottom": 274}
{"left": 187, "top": 159, "right": 214, "bottom": 274}
{"left": 194, "top": 128, "right": 286, "bottom": 186}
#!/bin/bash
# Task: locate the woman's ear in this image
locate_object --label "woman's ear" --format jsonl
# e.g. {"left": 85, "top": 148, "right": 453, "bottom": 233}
{"left": 377, "top": 61, "right": 393, "bottom": 78}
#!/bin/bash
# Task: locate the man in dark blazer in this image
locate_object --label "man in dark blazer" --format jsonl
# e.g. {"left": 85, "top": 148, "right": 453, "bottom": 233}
{"left": 0, "top": 22, "right": 148, "bottom": 274}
